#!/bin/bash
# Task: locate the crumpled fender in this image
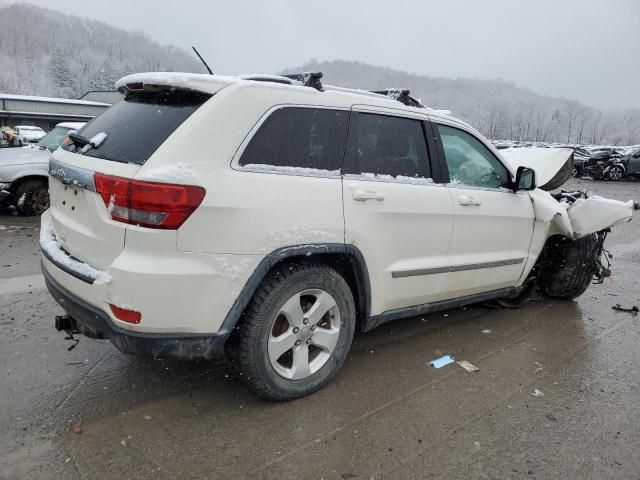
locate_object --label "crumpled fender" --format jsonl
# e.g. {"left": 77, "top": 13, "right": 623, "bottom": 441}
{"left": 516, "top": 189, "right": 633, "bottom": 285}
{"left": 567, "top": 196, "right": 634, "bottom": 238}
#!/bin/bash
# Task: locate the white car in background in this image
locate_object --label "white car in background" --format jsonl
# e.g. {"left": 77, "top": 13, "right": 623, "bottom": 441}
{"left": 40, "top": 72, "right": 633, "bottom": 401}
{"left": 12, "top": 125, "right": 46, "bottom": 145}
{"left": 0, "top": 122, "right": 85, "bottom": 215}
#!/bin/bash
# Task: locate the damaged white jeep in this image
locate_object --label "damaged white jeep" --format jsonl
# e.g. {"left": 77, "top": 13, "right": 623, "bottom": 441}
{"left": 40, "top": 72, "right": 634, "bottom": 400}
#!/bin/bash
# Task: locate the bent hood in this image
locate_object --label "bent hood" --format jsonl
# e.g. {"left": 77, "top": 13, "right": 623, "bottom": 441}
{"left": 499, "top": 147, "right": 574, "bottom": 191}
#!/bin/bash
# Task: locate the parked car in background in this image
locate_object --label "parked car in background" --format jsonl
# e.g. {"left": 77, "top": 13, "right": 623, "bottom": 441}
{"left": 1, "top": 127, "right": 15, "bottom": 147}
{"left": 579, "top": 147, "right": 622, "bottom": 180}
{"left": 612, "top": 147, "right": 640, "bottom": 180}
{"left": 0, "top": 122, "right": 85, "bottom": 215}
{"left": 12, "top": 125, "right": 47, "bottom": 146}
{"left": 571, "top": 147, "right": 591, "bottom": 177}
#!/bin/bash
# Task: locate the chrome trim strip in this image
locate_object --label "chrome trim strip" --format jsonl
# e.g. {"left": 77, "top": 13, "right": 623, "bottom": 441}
{"left": 392, "top": 258, "right": 524, "bottom": 278}
{"left": 450, "top": 258, "right": 524, "bottom": 272}
{"left": 391, "top": 266, "right": 450, "bottom": 278}
{"left": 49, "top": 157, "right": 96, "bottom": 192}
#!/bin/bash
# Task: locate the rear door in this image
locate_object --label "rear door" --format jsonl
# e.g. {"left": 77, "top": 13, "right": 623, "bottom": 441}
{"left": 432, "top": 121, "right": 535, "bottom": 298}
{"left": 48, "top": 90, "right": 211, "bottom": 270}
{"left": 342, "top": 109, "right": 454, "bottom": 315}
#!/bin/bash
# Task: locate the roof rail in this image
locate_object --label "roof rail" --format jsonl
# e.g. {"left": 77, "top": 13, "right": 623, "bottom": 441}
{"left": 282, "top": 72, "right": 324, "bottom": 91}
{"left": 370, "top": 89, "right": 424, "bottom": 108}
{"left": 240, "top": 74, "right": 294, "bottom": 85}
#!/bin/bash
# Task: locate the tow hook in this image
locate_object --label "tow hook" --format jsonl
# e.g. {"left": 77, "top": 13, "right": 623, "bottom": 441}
{"left": 55, "top": 315, "right": 81, "bottom": 351}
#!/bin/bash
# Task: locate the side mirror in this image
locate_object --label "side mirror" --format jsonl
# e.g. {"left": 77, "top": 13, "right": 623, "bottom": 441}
{"left": 514, "top": 166, "right": 536, "bottom": 192}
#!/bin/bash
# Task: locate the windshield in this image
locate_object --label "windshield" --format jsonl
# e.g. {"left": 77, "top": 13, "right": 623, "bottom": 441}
{"left": 36, "top": 126, "right": 71, "bottom": 151}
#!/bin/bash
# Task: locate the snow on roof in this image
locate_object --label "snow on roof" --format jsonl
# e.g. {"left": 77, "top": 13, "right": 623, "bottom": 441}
{"left": 0, "top": 93, "right": 110, "bottom": 107}
{"left": 114, "top": 71, "right": 462, "bottom": 123}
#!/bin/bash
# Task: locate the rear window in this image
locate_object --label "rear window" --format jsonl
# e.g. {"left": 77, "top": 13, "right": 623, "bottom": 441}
{"left": 342, "top": 112, "right": 431, "bottom": 179}
{"left": 63, "top": 90, "right": 210, "bottom": 165}
{"left": 239, "top": 107, "right": 349, "bottom": 172}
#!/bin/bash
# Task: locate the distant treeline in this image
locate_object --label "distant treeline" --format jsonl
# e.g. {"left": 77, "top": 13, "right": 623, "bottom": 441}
{"left": 287, "top": 60, "right": 640, "bottom": 146}
{"left": 0, "top": 3, "right": 203, "bottom": 98}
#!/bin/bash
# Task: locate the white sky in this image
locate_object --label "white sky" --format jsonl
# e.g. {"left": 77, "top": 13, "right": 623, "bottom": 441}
{"left": 18, "top": 0, "right": 640, "bottom": 109}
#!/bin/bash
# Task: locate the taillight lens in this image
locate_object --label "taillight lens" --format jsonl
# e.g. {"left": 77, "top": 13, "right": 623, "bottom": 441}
{"left": 94, "top": 173, "right": 205, "bottom": 229}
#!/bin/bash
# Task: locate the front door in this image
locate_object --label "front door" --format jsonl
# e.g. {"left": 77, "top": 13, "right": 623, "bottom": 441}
{"left": 433, "top": 121, "right": 535, "bottom": 298}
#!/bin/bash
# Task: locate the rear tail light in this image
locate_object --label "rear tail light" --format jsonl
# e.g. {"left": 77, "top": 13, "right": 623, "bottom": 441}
{"left": 94, "top": 173, "right": 205, "bottom": 229}
{"left": 110, "top": 304, "right": 142, "bottom": 324}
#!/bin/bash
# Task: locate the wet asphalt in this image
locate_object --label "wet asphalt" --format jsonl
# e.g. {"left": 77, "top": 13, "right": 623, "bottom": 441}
{"left": 1, "top": 178, "right": 639, "bottom": 480}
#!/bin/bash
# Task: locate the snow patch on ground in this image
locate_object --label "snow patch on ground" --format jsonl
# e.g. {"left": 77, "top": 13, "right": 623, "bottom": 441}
{"left": 40, "top": 221, "right": 112, "bottom": 284}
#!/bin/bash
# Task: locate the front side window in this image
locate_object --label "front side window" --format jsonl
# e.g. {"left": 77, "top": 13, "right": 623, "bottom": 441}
{"left": 437, "top": 124, "right": 510, "bottom": 189}
{"left": 342, "top": 112, "right": 430, "bottom": 179}
{"left": 36, "top": 126, "right": 71, "bottom": 151}
{"left": 239, "top": 107, "right": 349, "bottom": 172}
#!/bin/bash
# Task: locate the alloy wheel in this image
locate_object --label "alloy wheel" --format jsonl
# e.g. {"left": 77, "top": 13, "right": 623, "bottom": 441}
{"left": 267, "top": 289, "right": 341, "bottom": 380}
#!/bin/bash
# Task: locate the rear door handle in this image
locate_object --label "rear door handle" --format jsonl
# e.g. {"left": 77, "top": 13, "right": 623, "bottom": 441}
{"left": 352, "top": 189, "right": 385, "bottom": 201}
{"left": 458, "top": 195, "right": 482, "bottom": 206}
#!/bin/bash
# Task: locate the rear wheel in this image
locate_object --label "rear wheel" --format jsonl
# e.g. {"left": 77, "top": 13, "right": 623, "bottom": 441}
{"left": 537, "top": 234, "right": 600, "bottom": 299}
{"left": 15, "top": 179, "right": 49, "bottom": 216}
{"left": 235, "top": 264, "right": 355, "bottom": 401}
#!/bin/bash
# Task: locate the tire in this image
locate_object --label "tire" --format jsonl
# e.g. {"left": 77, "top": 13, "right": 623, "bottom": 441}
{"left": 537, "top": 234, "right": 599, "bottom": 299}
{"left": 571, "top": 167, "right": 579, "bottom": 177}
{"left": 235, "top": 263, "right": 355, "bottom": 401}
{"left": 607, "top": 165, "right": 625, "bottom": 181}
{"left": 14, "top": 179, "right": 49, "bottom": 216}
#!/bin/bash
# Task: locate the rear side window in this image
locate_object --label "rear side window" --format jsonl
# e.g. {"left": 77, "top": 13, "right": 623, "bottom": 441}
{"left": 63, "top": 91, "right": 211, "bottom": 165}
{"left": 239, "top": 107, "right": 349, "bottom": 172}
{"left": 343, "top": 112, "right": 431, "bottom": 179}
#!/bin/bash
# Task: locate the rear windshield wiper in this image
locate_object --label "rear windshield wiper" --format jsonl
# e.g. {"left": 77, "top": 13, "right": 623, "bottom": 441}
{"left": 68, "top": 132, "right": 91, "bottom": 148}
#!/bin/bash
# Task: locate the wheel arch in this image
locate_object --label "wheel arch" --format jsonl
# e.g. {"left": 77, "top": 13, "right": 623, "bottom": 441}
{"left": 220, "top": 244, "right": 371, "bottom": 336}
{"left": 11, "top": 174, "right": 49, "bottom": 191}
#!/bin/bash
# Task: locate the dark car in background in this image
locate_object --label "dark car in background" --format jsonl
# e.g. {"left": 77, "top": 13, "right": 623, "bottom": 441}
{"left": 613, "top": 147, "right": 640, "bottom": 180}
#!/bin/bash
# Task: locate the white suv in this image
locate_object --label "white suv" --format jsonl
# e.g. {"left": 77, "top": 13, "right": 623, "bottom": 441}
{"left": 40, "top": 72, "right": 633, "bottom": 400}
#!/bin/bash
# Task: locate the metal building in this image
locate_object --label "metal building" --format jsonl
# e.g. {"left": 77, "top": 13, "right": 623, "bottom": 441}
{"left": 0, "top": 93, "right": 112, "bottom": 131}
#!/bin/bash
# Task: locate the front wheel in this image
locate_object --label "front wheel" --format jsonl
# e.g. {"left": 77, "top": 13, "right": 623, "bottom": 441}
{"left": 235, "top": 264, "right": 355, "bottom": 401}
{"left": 15, "top": 179, "right": 49, "bottom": 216}
{"left": 537, "top": 234, "right": 600, "bottom": 299}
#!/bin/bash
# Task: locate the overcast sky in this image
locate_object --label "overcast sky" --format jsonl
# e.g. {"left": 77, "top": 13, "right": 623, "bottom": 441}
{"left": 20, "top": 0, "right": 640, "bottom": 109}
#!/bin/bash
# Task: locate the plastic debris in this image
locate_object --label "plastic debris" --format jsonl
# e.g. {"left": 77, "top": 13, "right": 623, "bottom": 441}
{"left": 457, "top": 360, "right": 480, "bottom": 372}
{"left": 531, "top": 389, "right": 545, "bottom": 397}
{"left": 429, "top": 355, "right": 455, "bottom": 368}
{"left": 612, "top": 304, "right": 639, "bottom": 314}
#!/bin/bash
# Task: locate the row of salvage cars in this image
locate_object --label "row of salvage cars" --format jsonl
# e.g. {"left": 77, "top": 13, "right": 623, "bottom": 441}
{"left": 494, "top": 141, "right": 640, "bottom": 181}
{"left": 572, "top": 146, "right": 640, "bottom": 181}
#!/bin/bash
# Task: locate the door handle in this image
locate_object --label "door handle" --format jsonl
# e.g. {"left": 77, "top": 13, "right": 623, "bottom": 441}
{"left": 352, "top": 189, "right": 385, "bottom": 201}
{"left": 458, "top": 195, "right": 482, "bottom": 206}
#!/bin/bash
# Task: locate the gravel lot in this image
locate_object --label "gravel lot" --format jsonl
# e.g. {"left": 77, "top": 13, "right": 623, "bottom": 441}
{"left": 1, "top": 178, "right": 639, "bottom": 480}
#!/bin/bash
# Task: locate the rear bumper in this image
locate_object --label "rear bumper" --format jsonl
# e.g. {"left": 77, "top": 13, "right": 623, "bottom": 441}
{"left": 43, "top": 264, "right": 228, "bottom": 360}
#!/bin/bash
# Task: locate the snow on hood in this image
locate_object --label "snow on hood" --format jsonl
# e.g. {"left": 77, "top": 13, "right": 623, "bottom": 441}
{"left": 0, "top": 145, "right": 49, "bottom": 166}
{"left": 499, "top": 147, "right": 574, "bottom": 191}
